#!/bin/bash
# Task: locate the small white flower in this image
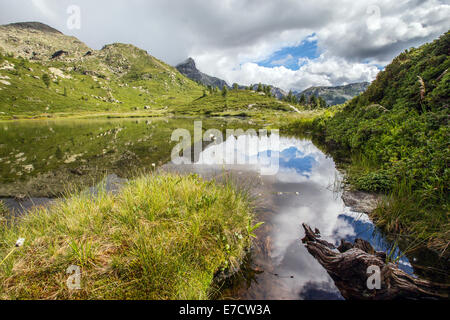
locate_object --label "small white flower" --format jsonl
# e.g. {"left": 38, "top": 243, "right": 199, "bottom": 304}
{"left": 15, "top": 238, "right": 25, "bottom": 247}
{"left": 152, "top": 163, "right": 156, "bottom": 167}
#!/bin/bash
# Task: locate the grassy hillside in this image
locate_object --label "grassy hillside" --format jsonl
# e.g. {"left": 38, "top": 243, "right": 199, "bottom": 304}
{"left": 0, "top": 52, "right": 205, "bottom": 119}
{"left": 178, "top": 88, "right": 294, "bottom": 116}
{"left": 0, "top": 22, "right": 298, "bottom": 120}
{"left": 287, "top": 31, "right": 449, "bottom": 254}
{"left": 0, "top": 23, "right": 207, "bottom": 119}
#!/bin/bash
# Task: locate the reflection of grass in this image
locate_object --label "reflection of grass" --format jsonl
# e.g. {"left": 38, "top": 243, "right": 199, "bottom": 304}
{"left": 0, "top": 173, "right": 255, "bottom": 300}
{"left": 0, "top": 200, "right": 6, "bottom": 217}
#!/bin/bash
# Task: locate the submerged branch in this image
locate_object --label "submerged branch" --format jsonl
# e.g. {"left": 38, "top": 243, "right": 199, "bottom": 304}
{"left": 301, "top": 224, "right": 450, "bottom": 300}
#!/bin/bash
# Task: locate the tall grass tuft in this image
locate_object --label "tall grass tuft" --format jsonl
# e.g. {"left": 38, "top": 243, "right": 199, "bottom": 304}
{"left": 0, "top": 173, "right": 255, "bottom": 300}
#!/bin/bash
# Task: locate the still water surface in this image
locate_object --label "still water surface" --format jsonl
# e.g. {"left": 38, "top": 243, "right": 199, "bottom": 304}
{"left": 0, "top": 118, "right": 445, "bottom": 299}
{"left": 182, "top": 135, "right": 414, "bottom": 299}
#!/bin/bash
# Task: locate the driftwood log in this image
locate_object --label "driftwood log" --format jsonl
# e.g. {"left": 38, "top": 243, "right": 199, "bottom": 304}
{"left": 301, "top": 224, "right": 450, "bottom": 300}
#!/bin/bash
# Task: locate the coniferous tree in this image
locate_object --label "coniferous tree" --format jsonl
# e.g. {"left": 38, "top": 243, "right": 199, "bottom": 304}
{"left": 318, "top": 97, "right": 327, "bottom": 108}
{"left": 308, "top": 95, "right": 316, "bottom": 108}
{"left": 287, "top": 90, "right": 294, "bottom": 103}
{"left": 264, "top": 85, "right": 271, "bottom": 97}
{"left": 313, "top": 96, "right": 320, "bottom": 109}
{"left": 292, "top": 95, "right": 298, "bottom": 104}
{"left": 42, "top": 73, "right": 51, "bottom": 89}
{"left": 299, "top": 94, "right": 306, "bottom": 105}
{"left": 257, "top": 83, "right": 263, "bottom": 92}
{"left": 222, "top": 85, "right": 228, "bottom": 98}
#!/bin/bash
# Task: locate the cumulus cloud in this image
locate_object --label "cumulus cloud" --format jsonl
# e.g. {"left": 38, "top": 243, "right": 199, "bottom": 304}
{"left": 0, "top": 0, "right": 448, "bottom": 91}
{"left": 196, "top": 54, "right": 380, "bottom": 91}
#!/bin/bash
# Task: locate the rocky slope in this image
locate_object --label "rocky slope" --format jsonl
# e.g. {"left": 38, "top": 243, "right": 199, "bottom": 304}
{"left": 176, "top": 57, "right": 229, "bottom": 89}
{"left": 298, "top": 82, "right": 370, "bottom": 106}
{"left": 0, "top": 22, "right": 90, "bottom": 61}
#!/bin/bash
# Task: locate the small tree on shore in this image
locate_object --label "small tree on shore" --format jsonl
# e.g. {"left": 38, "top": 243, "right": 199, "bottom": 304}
{"left": 222, "top": 85, "right": 228, "bottom": 98}
{"left": 318, "top": 97, "right": 327, "bottom": 108}
{"left": 309, "top": 95, "right": 316, "bottom": 108}
{"left": 299, "top": 94, "right": 306, "bottom": 105}
{"left": 257, "top": 83, "right": 263, "bottom": 92}
{"left": 42, "top": 73, "right": 51, "bottom": 89}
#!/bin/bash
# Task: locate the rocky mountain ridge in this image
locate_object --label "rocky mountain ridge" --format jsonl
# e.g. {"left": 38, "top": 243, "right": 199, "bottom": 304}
{"left": 176, "top": 57, "right": 229, "bottom": 89}
{"left": 297, "top": 82, "right": 371, "bottom": 106}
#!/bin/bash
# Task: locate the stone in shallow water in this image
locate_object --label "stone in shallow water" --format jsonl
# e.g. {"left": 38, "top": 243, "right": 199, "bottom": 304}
{"left": 342, "top": 189, "right": 381, "bottom": 214}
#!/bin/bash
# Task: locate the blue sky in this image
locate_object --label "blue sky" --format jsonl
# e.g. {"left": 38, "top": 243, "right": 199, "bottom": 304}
{"left": 257, "top": 35, "right": 319, "bottom": 71}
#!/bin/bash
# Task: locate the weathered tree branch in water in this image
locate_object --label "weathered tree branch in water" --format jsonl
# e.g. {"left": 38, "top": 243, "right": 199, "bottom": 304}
{"left": 301, "top": 224, "right": 450, "bottom": 300}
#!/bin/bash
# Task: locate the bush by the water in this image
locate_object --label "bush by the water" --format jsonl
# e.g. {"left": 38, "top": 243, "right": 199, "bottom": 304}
{"left": 321, "top": 31, "right": 449, "bottom": 204}
{"left": 286, "top": 31, "right": 449, "bottom": 252}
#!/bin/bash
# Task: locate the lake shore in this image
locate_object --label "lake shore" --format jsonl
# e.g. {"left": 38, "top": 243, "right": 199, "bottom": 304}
{"left": 282, "top": 115, "right": 449, "bottom": 259}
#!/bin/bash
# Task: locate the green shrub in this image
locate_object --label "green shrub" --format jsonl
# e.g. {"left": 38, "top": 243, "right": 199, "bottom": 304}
{"left": 353, "top": 170, "right": 393, "bottom": 193}
{"left": 289, "top": 31, "right": 450, "bottom": 253}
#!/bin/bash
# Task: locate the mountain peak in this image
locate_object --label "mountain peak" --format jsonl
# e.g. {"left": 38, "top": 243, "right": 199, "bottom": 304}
{"left": 2, "top": 22, "right": 63, "bottom": 34}
{"left": 177, "top": 57, "right": 196, "bottom": 68}
{"left": 176, "top": 57, "right": 229, "bottom": 89}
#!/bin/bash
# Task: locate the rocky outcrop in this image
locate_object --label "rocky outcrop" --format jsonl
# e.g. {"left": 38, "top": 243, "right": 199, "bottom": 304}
{"left": 51, "top": 50, "right": 69, "bottom": 59}
{"left": 342, "top": 189, "right": 381, "bottom": 214}
{"left": 176, "top": 57, "right": 229, "bottom": 89}
{"left": 0, "top": 22, "right": 90, "bottom": 61}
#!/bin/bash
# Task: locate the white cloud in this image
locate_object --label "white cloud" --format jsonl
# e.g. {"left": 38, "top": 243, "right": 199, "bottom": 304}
{"left": 1, "top": 0, "right": 449, "bottom": 91}
{"left": 196, "top": 54, "right": 379, "bottom": 92}
{"left": 270, "top": 54, "right": 294, "bottom": 66}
